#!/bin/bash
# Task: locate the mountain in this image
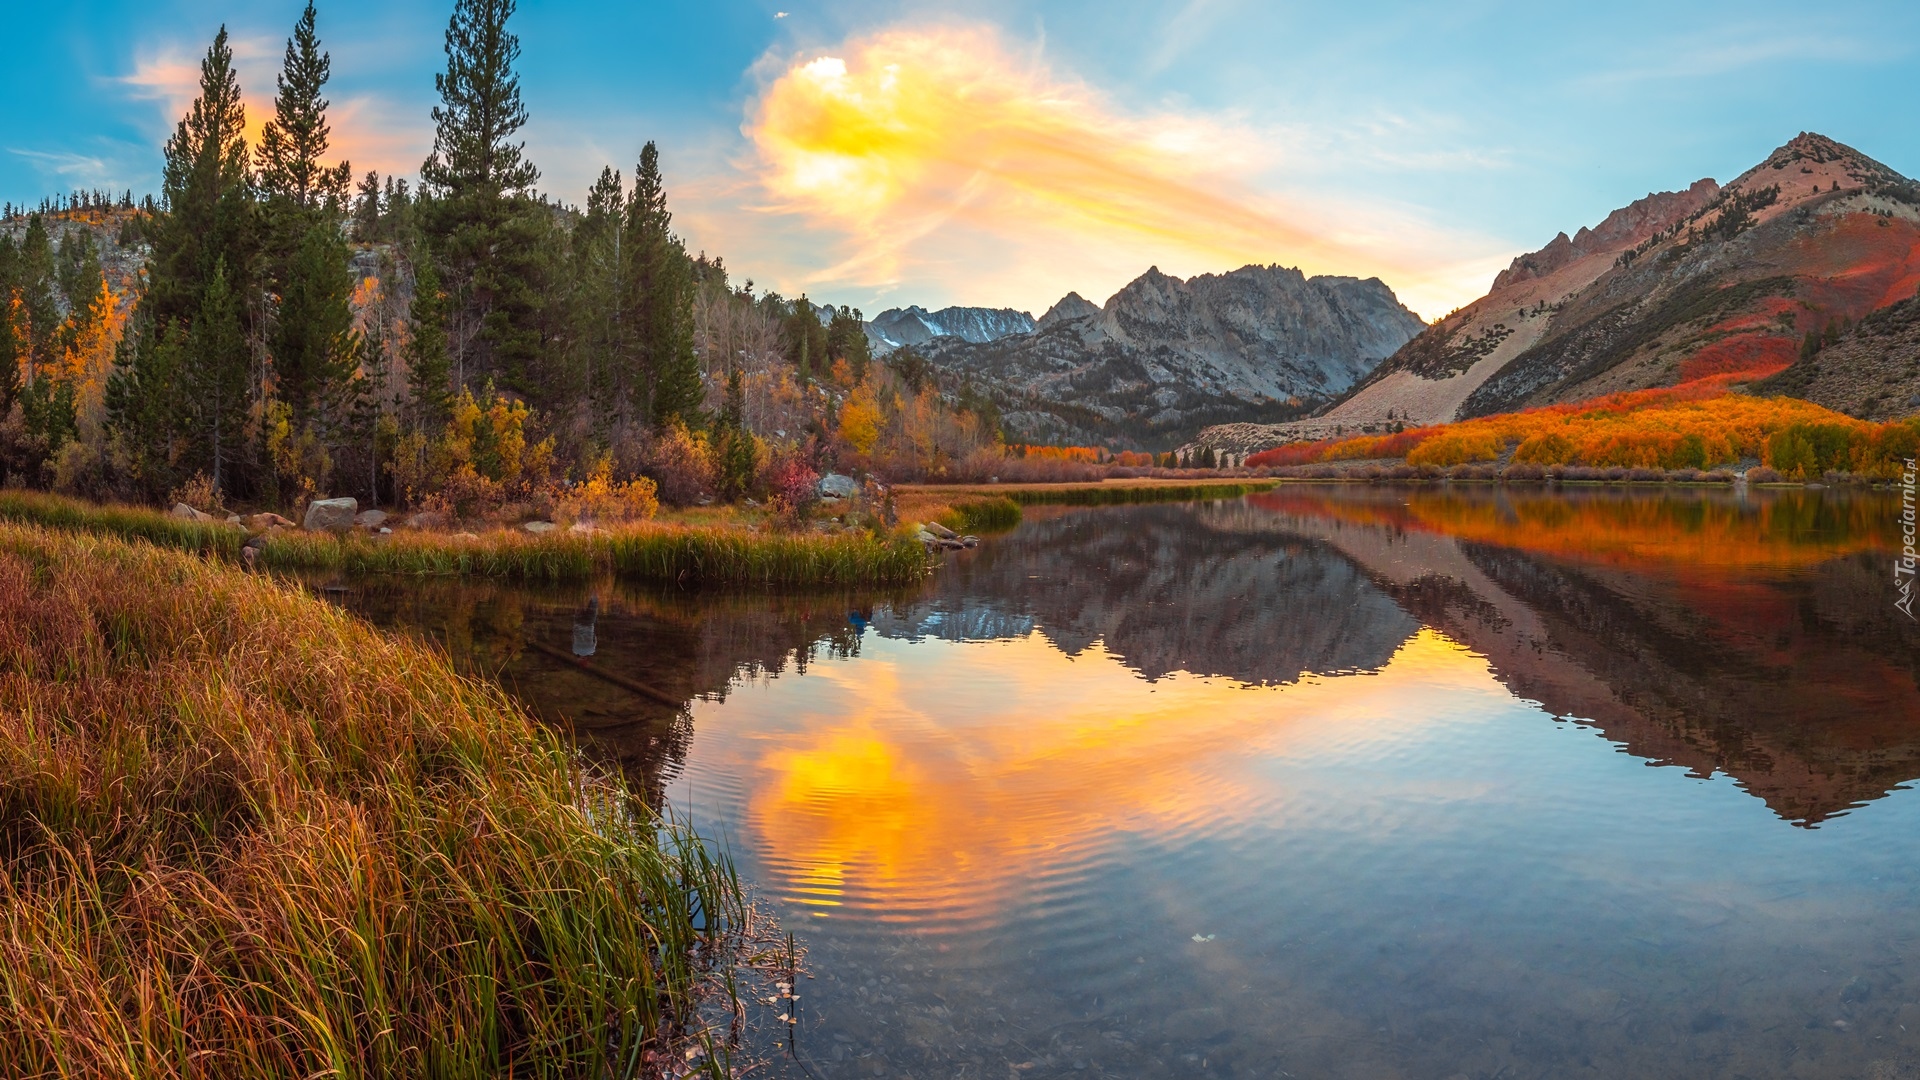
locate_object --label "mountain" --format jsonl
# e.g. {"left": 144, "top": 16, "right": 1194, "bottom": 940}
{"left": 1193, "top": 133, "right": 1920, "bottom": 454}
{"left": 864, "top": 305, "right": 1036, "bottom": 353}
{"left": 917, "top": 264, "right": 1425, "bottom": 447}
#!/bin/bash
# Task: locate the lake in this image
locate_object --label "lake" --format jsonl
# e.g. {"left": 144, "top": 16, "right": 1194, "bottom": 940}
{"left": 324, "top": 485, "right": 1920, "bottom": 1079}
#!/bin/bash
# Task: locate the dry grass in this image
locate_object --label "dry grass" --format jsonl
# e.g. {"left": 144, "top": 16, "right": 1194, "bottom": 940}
{"left": 0, "top": 492, "right": 929, "bottom": 588}
{"left": 0, "top": 523, "right": 773, "bottom": 1078}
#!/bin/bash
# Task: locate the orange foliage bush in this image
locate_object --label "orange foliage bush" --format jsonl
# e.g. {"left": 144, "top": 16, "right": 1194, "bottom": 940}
{"left": 1244, "top": 381, "right": 1920, "bottom": 480}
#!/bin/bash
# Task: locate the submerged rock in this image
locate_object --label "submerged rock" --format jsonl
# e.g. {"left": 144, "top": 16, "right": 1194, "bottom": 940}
{"left": 302, "top": 497, "right": 358, "bottom": 533}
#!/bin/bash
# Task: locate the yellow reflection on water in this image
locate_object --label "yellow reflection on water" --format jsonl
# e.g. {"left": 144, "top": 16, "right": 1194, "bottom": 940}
{"left": 694, "top": 627, "right": 1504, "bottom": 928}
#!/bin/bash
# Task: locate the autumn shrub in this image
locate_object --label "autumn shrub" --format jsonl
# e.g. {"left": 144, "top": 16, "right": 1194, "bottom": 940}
{"left": 166, "top": 472, "right": 224, "bottom": 514}
{"left": 1747, "top": 466, "right": 1786, "bottom": 483}
{"left": 555, "top": 457, "right": 660, "bottom": 526}
{"left": 642, "top": 421, "right": 715, "bottom": 507}
{"left": 760, "top": 448, "right": 820, "bottom": 522}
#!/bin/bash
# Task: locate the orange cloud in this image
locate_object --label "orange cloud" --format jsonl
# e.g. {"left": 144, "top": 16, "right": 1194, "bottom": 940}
{"left": 120, "top": 38, "right": 421, "bottom": 183}
{"left": 739, "top": 24, "right": 1506, "bottom": 318}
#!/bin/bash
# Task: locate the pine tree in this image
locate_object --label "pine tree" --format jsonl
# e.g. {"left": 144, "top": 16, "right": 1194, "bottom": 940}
{"left": 420, "top": 0, "right": 541, "bottom": 393}
{"left": 353, "top": 171, "right": 382, "bottom": 241}
{"left": 403, "top": 254, "right": 453, "bottom": 431}
{"left": 273, "top": 218, "right": 358, "bottom": 427}
{"left": 148, "top": 27, "right": 254, "bottom": 328}
{"left": 711, "top": 367, "right": 757, "bottom": 501}
{"left": 0, "top": 235, "right": 21, "bottom": 413}
{"left": 15, "top": 216, "right": 60, "bottom": 382}
{"left": 256, "top": 2, "right": 350, "bottom": 212}
{"left": 105, "top": 315, "right": 189, "bottom": 494}
{"left": 190, "top": 258, "right": 250, "bottom": 491}
{"left": 571, "top": 166, "right": 624, "bottom": 432}
{"left": 623, "top": 142, "right": 699, "bottom": 429}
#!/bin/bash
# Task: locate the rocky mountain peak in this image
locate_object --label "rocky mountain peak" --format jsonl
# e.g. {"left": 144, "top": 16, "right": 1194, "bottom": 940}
{"left": 1037, "top": 291, "right": 1101, "bottom": 328}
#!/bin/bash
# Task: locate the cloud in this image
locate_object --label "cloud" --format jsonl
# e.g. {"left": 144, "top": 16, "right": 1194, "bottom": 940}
{"left": 731, "top": 23, "right": 1504, "bottom": 318}
{"left": 117, "top": 36, "right": 422, "bottom": 180}
{"left": 8, "top": 148, "right": 117, "bottom": 188}
{"left": 1579, "top": 29, "right": 1892, "bottom": 87}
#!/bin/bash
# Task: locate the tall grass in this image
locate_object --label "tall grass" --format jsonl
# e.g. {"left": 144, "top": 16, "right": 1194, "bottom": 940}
{"left": 0, "top": 492, "right": 929, "bottom": 587}
{"left": 0, "top": 489, "right": 242, "bottom": 557}
{"left": 939, "top": 495, "right": 1023, "bottom": 533}
{"left": 0, "top": 523, "right": 771, "bottom": 1078}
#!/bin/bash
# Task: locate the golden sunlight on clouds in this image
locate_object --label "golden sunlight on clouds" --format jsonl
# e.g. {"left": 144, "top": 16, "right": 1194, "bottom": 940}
{"left": 741, "top": 25, "right": 1505, "bottom": 317}
{"left": 121, "top": 40, "right": 420, "bottom": 181}
{"left": 690, "top": 628, "right": 1508, "bottom": 929}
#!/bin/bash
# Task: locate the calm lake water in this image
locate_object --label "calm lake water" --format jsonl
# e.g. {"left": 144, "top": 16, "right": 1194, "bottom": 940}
{"left": 325, "top": 485, "right": 1920, "bottom": 1079}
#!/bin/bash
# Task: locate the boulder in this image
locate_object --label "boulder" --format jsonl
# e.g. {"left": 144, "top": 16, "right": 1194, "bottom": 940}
{"left": 404, "top": 511, "right": 449, "bottom": 531}
{"left": 302, "top": 497, "right": 358, "bottom": 533}
{"left": 354, "top": 509, "right": 389, "bottom": 528}
{"left": 818, "top": 473, "right": 858, "bottom": 500}
{"left": 924, "top": 521, "right": 958, "bottom": 540}
{"left": 522, "top": 520, "right": 558, "bottom": 534}
{"left": 170, "top": 503, "right": 217, "bottom": 523}
{"left": 249, "top": 512, "right": 296, "bottom": 530}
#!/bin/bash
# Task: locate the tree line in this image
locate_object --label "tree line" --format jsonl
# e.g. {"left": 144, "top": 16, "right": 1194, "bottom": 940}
{"left": 0, "top": 0, "right": 995, "bottom": 513}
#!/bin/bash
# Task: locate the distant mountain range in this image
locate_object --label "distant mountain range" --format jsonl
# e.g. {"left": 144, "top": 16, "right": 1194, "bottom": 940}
{"left": 1191, "top": 132, "right": 1920, "bottom": 454}
{"left": 866, "top": 266, "right": 1424, "bottom": 447}
{"left": 864, "top": 305, "right": 1036, "bottom": 352}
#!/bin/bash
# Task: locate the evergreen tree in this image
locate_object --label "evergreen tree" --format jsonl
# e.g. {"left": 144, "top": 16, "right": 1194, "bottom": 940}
{"left": 403, "top": 254, "right": 453, "bottom": 431}
{"left": 255, "top": 2, "right": 350, "bottom": 212}
{"left": 826, "top": 305, "right": 870, "bottom": 380}
{"left": 272, "top": 218, "right": 358, "bottom": 426}
{"left": 105, "top": 315, "right": 189, "bottom": 494}
{"left": 711, "top": 367, "right": 757, "bottom": 501}
{"left": 353, "top": 171, "right": 382, "bottom": 241}
{"left": 420, "top": 0, "right": 542, "bottom": 394}
{"left": 0, "top": 235, "right": 20, "bottom": 412}
{"left": 571, "top": 166, "right": 624, "bottom": 431}
{"left": 148, "top": 27, "right": 254, "bottom": 328}
{"left": 190, "top": 258, "right": 250, "bottom": 490}
{"left": 623, "top": 142, "right": 698, "bottom": 428}
{"left": 15, "top": 217, "right": 59, "bottom": 381}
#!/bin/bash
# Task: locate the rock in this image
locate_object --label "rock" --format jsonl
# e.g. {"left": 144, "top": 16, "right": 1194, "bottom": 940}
{"left": 962, "top": 535, "right": 979, "bottom": 547}
{"left": 249, "top": 512, "right": 295, "bottom": 530}
{"left": 225, "top": 514, "right": 243, "bottom": 526}
{"left": 404, "top": 511, "right": 448, "bottom": 531}
{"left": 568, "top": 520, "right": 597, "bottom": 534}
{"left": 170, "top": 502, "right": 217, "bottom": 523}
{"left": 818, "top": 473, "right": 858, "bottom": 500}
{"left": 522, "top": 521, "right": 557, "bottom": 534}
{"left": 378, "top": 527, "right": 392, "bottom": 535}
{"left": 924, "top": 521, "right": 958, "bottom": 540}
{"left": 353, "top": 509, "right": 388, "bottom": 528}
{"left": 914, "top": 529, "right": 939, "bottom": 545}
{"left": 302, "top": 497, "right": 358, "bottom": 533}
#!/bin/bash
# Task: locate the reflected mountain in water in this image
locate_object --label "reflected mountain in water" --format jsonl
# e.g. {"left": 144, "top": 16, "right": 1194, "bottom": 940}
{"left": 328, "top": 485, "right": 1920, "bottom": 826}
{"left": 1245, "top": 486, "right": 1920, "bottom": 825}
{"left": 882, "top": 503, "right": 1419, "bottom": 684}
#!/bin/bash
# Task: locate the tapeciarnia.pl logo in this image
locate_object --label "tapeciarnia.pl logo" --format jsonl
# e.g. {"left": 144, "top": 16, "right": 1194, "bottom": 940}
{"left": 1899, "top": 458, "right": 1917, "bottom": 621}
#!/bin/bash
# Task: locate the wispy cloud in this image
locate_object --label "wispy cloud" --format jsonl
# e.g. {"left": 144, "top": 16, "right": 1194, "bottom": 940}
{"left": 725, "top": 22, "right": 1506, "bottom": 318}
{"left": 1580, "top": 29, "right": 1895, "bottom": 87}
{"left": 8, "top": 148, "right": 117, "bottom": 188}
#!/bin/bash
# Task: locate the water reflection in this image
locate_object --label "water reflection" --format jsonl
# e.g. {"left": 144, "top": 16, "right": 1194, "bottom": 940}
{"left": 320, "top": 486, "right": 1920, "bottom": 1079}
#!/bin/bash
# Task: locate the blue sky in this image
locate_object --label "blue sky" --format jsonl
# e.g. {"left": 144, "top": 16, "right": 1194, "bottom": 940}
{"left": 5, "top": 0, "right": 1916, "bottom": 318}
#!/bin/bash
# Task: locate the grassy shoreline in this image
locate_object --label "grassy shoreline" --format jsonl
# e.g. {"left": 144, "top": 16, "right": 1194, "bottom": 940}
{"left": 901, "top": 477, "right": 1282, "bottom": 534}
{"left": 0, "top": 490, "right": 928, "bottom": 587}
{"left": 0, "top": 523, "right": 771, "bottom": 1077}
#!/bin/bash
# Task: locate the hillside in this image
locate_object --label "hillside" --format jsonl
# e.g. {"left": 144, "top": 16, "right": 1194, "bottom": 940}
{"left": 1193, "top": 133, "right": 1920, "bottom": 455}
{"left": 917, "top": 264, "right": 1425, "bottom": 448}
